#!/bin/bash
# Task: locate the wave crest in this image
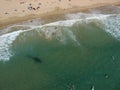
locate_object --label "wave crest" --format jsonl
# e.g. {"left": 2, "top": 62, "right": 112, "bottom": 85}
{"left": 0, "top": 13, "right": 120, "bottom": 61}
{"left": 0, "top": 30, "right": 23, "bottom": 61}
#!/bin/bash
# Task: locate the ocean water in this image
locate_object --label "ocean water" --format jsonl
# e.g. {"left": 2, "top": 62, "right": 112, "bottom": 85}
{"left": 0, "top": 6, "right": 120, "bottom": 90}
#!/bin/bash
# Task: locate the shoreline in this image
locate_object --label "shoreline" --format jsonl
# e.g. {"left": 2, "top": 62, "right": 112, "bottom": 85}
{"left": 0, "top": 0, "right": 120, "bottom": 28}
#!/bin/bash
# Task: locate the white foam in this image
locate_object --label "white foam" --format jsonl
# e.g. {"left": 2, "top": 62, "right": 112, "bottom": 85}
{"left": 66, "top": 13, "right": 120, "bottom": 40}
{"left": 66, "top": 13, "right": 90, "bottom": 19}
{"left": 25, "top": 14, "right": 120, "bottom": 43}
{"left": 44, "top": 14, "right": 111, "bottom": 27}
{"left": 0, "top": 30, "right": 23, "bottom": 61}
{"left": 64, "top": 29, "right": 80, "bottom": 45}
{"left": 0, "top": 13, "right": 120, "bottom": 61}
{"left": 101, "top": 15, "right": 120, "bottom": 40}
{"left": 35, "top": 25, "right": 80, "bottom": 45}
{"left": 65, "top": 13, "right": 110, "bottom": 20}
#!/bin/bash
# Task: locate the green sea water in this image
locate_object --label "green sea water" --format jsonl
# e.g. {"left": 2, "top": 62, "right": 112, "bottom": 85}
{"left": 0, "top": 11, "right": 120, "bottom": 90}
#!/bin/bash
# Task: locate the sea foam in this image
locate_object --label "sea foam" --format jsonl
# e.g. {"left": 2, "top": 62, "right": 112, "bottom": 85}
{"left": 101, "top": 15, "right": 120, "bottom": 40}
{"left": 0, "top": 13, "right": 120, "bottom": 61}
{"left": 66, "top": 13, "right": 120, "bottom": 40}
{"left": 0, "top": 30, "right": 23, "bottom": 61}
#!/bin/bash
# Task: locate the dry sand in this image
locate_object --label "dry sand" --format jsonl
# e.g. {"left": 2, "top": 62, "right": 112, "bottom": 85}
{"left": 0, "top": 0, "right": 120, "bottom": 27}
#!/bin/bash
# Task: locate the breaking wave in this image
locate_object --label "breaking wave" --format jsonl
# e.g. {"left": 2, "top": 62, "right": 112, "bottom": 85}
{"left": 0, "top": 13, "right": 120, "bottom": 61}
{"left": 0, "top": 30, "right": 23, "bottom": 61}
{"left": 102, "top": 15, "right": 120, "bottom": 40}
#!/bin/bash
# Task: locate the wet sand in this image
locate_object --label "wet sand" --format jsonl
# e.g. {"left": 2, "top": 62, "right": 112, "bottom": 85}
{"left": 0, "top": 0, "right": 120, "bottom": 28}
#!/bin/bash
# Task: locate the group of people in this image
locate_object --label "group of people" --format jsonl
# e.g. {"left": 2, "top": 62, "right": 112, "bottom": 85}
{"left": 27, "top": 3, "right": 41, "bottom": 11}
{"left": 4, "top": 1, "right": 42, "bottom": 15}
{"left": 4, "top": 0, "right": 72, "bottom": 15}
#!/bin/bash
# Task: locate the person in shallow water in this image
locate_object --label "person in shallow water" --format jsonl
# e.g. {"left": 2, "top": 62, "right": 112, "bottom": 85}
{"left": 27, "top": 55, "right": 42, "bottom": 63}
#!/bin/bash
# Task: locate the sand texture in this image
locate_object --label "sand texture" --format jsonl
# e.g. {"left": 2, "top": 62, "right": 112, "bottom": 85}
{"left": 0, "top": 0, "right": 120, "bottom": 27}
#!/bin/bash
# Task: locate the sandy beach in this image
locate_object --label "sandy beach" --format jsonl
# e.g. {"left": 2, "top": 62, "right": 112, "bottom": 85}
{"left": 0, "top": 1, "right": 120, "bottom": 90}
{"left": 0, "top": 0, "right": 120, "bottom": 28}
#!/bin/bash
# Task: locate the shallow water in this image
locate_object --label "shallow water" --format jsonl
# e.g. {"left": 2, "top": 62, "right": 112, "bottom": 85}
{"left": 0, "top": 6, "right": 120, "bottom": 90}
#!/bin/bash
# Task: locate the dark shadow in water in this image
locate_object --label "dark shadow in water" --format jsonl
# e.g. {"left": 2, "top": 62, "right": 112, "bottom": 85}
{"left": 26, "top": 55, "right": 42, "bottom": 63}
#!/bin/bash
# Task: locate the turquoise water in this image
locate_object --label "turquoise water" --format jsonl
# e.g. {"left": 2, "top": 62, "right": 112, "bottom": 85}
{"left": 0, "top": 11, "right": 120, "bottom": 90}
